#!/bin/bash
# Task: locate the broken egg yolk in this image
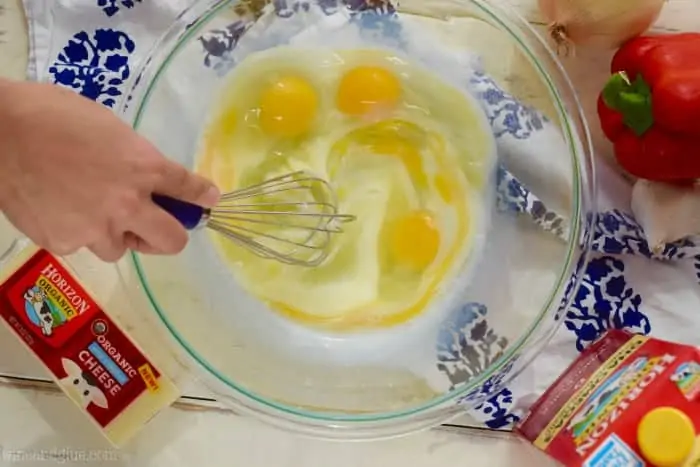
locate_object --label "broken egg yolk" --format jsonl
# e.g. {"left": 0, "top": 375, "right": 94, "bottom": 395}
{"left": 259, "top": 76, "right": 318, "bottom": 137}
{"left": 371, "top": 137, "right": 427, "bottom": 188}
{"left": 389, "top": 211, "right": 441, "bottom": 271}
{"left": 336, "top": 66, "right": 402, "bottom": 116}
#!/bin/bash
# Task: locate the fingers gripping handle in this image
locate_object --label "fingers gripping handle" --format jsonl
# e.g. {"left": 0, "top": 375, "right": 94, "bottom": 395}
{"left": 151, "top": 195, "right": 207, "bottom": 230}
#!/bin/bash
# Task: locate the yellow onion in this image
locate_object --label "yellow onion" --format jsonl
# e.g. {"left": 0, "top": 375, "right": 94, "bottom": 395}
{"left": 537, "top": 0, "right": 666, "bottom": 54}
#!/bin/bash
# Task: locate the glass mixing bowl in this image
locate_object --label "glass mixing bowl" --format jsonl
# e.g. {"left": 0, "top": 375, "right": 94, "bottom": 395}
{"left": 117, "top": 0, "right": 596, "bottom": 439}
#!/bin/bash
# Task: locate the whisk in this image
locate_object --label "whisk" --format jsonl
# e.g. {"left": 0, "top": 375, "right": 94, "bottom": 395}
{"left": 152, "top": 171, "right": 356, "bottom": 267}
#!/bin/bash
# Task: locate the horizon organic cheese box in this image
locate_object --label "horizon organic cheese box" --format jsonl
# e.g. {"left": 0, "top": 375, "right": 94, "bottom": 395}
{"left": 0, "top": 243, "right": 180, "bottom": 447}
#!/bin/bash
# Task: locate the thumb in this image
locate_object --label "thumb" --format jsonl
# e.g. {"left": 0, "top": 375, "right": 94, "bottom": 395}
{"left": 154, "top": 159, "right": 220, "bottom": 207}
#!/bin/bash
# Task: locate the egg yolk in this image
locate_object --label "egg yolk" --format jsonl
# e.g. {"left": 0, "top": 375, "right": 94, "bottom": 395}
{"left": 337, "top": 66, "right": 402, "bottom": 116}
{"left": 259, "top": 76, "right": 318, "bottom": 137}
{"left": 389, "top": 211, "right": 440, "bottom": 271}
{"left": 434, "top": 174, "right": 454, "bottom": 203}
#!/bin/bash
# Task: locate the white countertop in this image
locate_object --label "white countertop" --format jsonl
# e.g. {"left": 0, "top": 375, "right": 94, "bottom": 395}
{"left": 0, "top": 1, "right": 695, "bottom": 466}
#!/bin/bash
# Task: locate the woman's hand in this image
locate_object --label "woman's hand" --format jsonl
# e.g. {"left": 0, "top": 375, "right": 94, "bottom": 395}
{"left": 0, "top": 80, "right": 220, "bottom": 262}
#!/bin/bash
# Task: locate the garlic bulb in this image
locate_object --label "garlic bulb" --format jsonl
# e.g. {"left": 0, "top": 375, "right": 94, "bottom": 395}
{"left": 631, "top": 180, "right": 700, "bottom": 254}
{"left": 537, "top": 0, "right": 665, "bottom": 54}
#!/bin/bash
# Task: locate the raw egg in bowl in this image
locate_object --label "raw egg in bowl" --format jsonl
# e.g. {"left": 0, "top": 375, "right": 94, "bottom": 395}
{"left": 119, "top": 0, "right": 594, "bottom": 441}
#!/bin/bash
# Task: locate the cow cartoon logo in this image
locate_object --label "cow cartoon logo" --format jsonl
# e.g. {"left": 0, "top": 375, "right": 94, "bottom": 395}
{"left": 567, "top": 358, "right": 647, "bottom": 438}
{"left": 671, "top": 362, "right": 700, "bottom": 399}
{"left": 58, "top": 358, "right": 108, "bottom": 410}
{"left": 671, "top": 362, "right": 700, "bottom": 384}
{"left": 23, "top": 286, "right": 62, "bottom": 336}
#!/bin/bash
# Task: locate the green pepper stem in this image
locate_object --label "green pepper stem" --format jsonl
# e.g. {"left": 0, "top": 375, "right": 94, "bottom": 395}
{"left": 601, "top": 72, "right": 655, "bottom": 137}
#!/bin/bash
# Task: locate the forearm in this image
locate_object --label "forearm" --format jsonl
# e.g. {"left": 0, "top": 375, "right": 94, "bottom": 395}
{"left": 0, "top": 77, "right": 22, "bottom": 134}
{"left": 0, "top": 78, "right": 26, "bottom": 208}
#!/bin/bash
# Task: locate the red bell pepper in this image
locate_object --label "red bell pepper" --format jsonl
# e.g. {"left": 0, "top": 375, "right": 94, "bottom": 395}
{"left": 598, "top": 33, "right": 700, "bottom": 183}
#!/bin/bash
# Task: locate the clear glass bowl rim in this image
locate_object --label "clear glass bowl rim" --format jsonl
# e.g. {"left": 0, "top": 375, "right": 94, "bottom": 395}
{"left": 119, "top": 0, "right": 597, "bottom": 427}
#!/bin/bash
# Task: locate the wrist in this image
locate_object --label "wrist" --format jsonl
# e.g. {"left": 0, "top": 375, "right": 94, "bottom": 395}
{"left": 0, "top": 77, "right": 18, "bottom": 108}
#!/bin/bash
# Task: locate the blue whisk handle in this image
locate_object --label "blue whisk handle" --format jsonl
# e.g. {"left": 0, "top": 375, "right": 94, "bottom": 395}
{"left": 151, "top": 194, "right": 206, "bottom": 230}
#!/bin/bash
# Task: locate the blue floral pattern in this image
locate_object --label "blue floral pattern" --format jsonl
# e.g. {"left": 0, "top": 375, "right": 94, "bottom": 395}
{"left": 565, "top": 256, "right": 650, "bottom": 352}
{"left": 48, "top": 29, "right": 135, "bottom": 107}
{"left": 555, "top": 258, "right": 586, "bottom": 322}
{"left": 274, "top": 0, "right": 314, "bottom": 17}
{"left": 497, "top": 166, "right": 569, "bottom": 240}
{"left": 592, "top": 209, "right": 697, "bottom": 260}
{"left": 347, "top": 0, "right": 404, "bottom": 45}
{"left": 472, "top": 388, "right": 520, "bottom": 429}
{"left": 436, "top": 303, "right": 509, "bottom": 389}
{"left": 97, "top": 0, "right": 142, "bottom": 17}
{"left": 200, "top": 21, "right": 249, "bottom": 73}
{"left": 274, "top": 0, "right": 380, "bottom": 16}
{"left": 469, "top": 70, "right": 546, "bottom": 140}
{"left": 198, "top": 0, "right": 402, "bottom": 72}
{"left": 456, "top": 360, "right": 516, "bottom": 408}
{"left": 593, "top": 210, "right": 651, "bottom": 257}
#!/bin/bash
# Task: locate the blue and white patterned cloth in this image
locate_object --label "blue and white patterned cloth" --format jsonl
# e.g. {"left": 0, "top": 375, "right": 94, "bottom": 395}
{"left": 22, "top": 0, "right": 700, "bottom": 431}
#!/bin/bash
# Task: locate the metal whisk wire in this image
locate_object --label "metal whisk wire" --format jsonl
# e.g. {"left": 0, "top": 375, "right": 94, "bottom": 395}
{"left": 152, "top": 171, "right": 355, "bottom": 267}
